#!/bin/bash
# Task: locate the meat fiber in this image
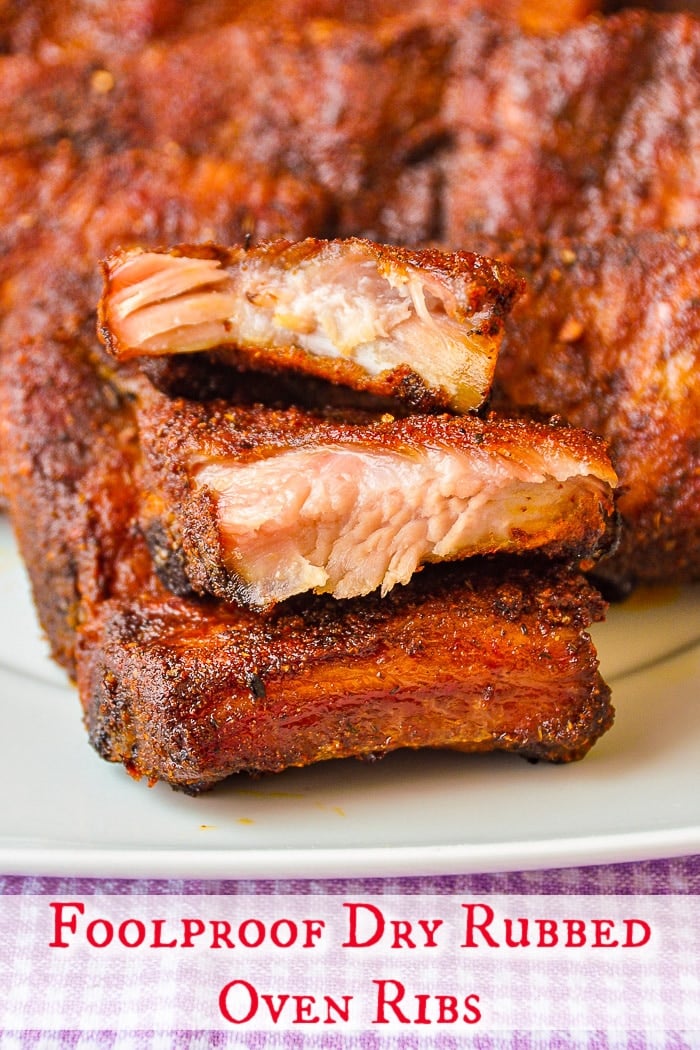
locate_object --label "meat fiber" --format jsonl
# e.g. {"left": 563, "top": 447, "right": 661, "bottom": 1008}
{"left": 99, "top": 239, "right": 523, "bottom": 412}
{"left": 135, "top": 388, "right": 616, "bottom": 608}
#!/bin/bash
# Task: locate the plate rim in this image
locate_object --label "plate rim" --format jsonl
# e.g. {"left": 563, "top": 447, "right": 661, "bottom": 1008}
{"left": 1, "top": 826, "right": 698, "bottom": 879}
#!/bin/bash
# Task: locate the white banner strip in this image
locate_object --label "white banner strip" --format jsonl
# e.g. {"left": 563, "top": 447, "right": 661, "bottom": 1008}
{"left": 1, "top": 895, "right": 698, "bottom": 1033}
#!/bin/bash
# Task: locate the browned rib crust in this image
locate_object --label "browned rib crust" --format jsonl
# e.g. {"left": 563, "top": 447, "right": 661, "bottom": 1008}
{"left": 0, "top": 0, "right": 601, "bottom": 60}
{"left": 78, "top": 559, "right": 612, "bottom": 792}
{"left": 481, "top": 230, "right": 700, "bottom": 589}
{"left": 442, "top": 10, "right": 700, "bottom": 243}
{"left": 0, "top": 14, "right": 452, "bottom": 245}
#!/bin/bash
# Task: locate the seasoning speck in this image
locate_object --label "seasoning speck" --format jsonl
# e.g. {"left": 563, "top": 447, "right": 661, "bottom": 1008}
{"left": 557, "top": 317, "right": 585, "bottom": 343}
{"left": 90, "top": 69, "right": 115, "bottom": 94}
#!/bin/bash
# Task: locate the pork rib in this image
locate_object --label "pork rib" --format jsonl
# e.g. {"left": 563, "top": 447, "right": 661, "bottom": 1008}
{"left": 136, "top": 389, "right": 617, "bottom": 608}
{"left": 80, "top": 557, "right": 613, "bottom": 792}
{"left": 99, "top": 239, "right": 524, "bottom": 413}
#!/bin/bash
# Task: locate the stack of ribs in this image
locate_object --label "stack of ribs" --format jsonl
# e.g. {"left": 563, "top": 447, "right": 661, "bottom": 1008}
{"left": 0, "top": 0, "right": 697, "bottom": 791}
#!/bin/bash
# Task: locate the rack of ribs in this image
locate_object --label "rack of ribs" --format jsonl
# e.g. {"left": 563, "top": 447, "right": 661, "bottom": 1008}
{"left": 1, "top": 275, "right": 615, "bottom": 790}
{"left": 6, "top": 3, "right": 699, "bottom": 790}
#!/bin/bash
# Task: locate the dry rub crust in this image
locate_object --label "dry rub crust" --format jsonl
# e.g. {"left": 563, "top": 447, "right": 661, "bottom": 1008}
{"left": 78, "top": 558, "right": 612, "bottom": 792}
{"left": 441, "top": 9, "right": 700, "bottom": 243}
{"left": 481, "top": 229, "right": 700, "bottom": 589}
{"left": 0, "top": 13, "right": 452, "bottom": 246}
{"left": 0, "top": 0, "right": 601, "bottom": 59}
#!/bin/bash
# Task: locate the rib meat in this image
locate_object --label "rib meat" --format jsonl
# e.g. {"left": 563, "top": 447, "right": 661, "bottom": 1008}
{"left": 0, "top": 0, "right": 601, "bottom": 58}
{"left": 0, "top": 14, "right": 452, "bottom": 245}
{"left": 99, "top": 239, "right": 524, "bottom": 412}
{"left": 80, "top": 557, "right": 613, "bottom": 791}
{"left": 135, "top": 388, "right": 616, "bottom": 608}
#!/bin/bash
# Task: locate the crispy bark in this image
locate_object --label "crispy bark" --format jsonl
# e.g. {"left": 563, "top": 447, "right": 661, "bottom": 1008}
{"left": 441, "top": 10, "right": 700, "bottom": 243}
{"left": 0, "top": 147, "right": 329, "bottom": 352}
{"left": 0, "top": 14, "right": 451, "bottom": 245}
{"left": 481, "top": 230, "right": 700, "bottom": 589}
{"left": 79, "top": 559, "right": 612, "bottom": 792}
{"left": 0, "top": 0, "right": 601, "bottom": 59}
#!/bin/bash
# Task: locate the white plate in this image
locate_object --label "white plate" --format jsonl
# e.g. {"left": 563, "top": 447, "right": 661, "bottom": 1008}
{"left": 0, "top": 515, "right": 699, "bottom": 878}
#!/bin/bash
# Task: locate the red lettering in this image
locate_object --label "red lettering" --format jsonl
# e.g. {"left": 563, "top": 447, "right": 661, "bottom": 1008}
{"left": 391, "top": 920, "right": 416, "bottom": 949}
{"left": 436, "top": 995, "right": 459, "bottom": 1023}
{"left": 414, "top": 993, "right": 432, "bottom": 1024}
{"left": 118, "top": 919, "right": 146, "bottom": 948}
{"left": 219, "top": 979, "right": 257, "bottom": 1024}
{"left": 324, "top": 996, "right": 353, "bottom": 1023}
{"left": 209, "top": 920, "right": 234, "bottom": 949}
{"left": 151, "top": 918, "right": 177, "bottom": 948}
{"left": 291, "top": 995, "right": 320, "bottom": 1024}
{"left": 303, "top": 919, "right": 325, "bottom": 947}
{"left": 86, "top": 919, "right": 113, "bottom": 948}
{"left": 536, "top": 919, "right": 558, "bottom": 947}
{"left": 372, "top": 979, "right": 411, "bottom": 1023}
{"left": 260, "top": 994, "right": 290, "bottom": 1023}
{"left": 49, "top": 901, "right": 84, "bottom": 948}
{"left": 564, "top": 919, "right": 586, "bottom": 947}
{"left": 418, "top": 919, "right": 443, "bottom": 947}
{"left": 239, "top": 919, "right": 265, "bottom": 948}
{"left": 624, "top": 919, "right": 651, "bottom": 947}
{"left": 461, "top": 903, "right": 500, "bottom": 948}
{"left": 270, "top": 919, "right": 297, "bottom": 948}
{"left": 182, "top": 918, "right": 206, "bottom": 948}
{"left": 592, "top": 919, "right": 619, "bottom": 948}
{"left": 342, "top": 902, "right": 385, "bottom": 948}
{"left": 503, "top": 918, "right": 530, "bottom": 947}
{"left": 463, "top": 994, "right": 482, "bottom": 1024}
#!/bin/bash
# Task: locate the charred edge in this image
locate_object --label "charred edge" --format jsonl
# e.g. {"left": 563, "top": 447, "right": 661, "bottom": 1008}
{"left": 388, "top": 365, "right": 452, "bottom": 413}
{"left": 87, "top": 668, "right": 139, "bottom": 769}
{"left": 143, "top": 520, "right": 196, "bottom": 598}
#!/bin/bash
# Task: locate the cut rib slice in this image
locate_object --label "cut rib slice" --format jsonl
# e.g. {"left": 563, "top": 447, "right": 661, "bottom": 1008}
{"left": 99, "top": 238, "right": 524, "bottom": 412}
{"left": 136, "top": 390, "right": 617, "bottom": 609}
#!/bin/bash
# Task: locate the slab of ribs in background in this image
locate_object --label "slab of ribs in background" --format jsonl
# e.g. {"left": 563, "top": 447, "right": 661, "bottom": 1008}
{"left": 0, "top": 0, "right": 698, "bottom": 790}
